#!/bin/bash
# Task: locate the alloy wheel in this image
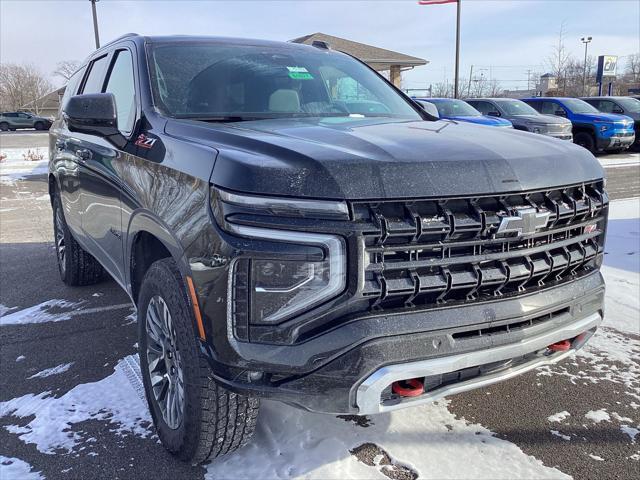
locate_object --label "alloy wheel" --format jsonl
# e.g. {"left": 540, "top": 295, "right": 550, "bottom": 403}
{"left": 146, "top": 295, "right": 185, "bottom": 430}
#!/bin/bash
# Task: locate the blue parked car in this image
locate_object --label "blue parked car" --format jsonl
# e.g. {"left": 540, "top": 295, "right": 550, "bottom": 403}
{"left": 414, "top": 98, "right": 513, "bottom": 127}
{"left": 522, "top": 97, "right": 635, "bottom": 153}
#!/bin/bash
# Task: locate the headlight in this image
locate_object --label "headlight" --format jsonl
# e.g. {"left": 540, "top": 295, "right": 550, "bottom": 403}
{"left": 525, "top": 121, "right": 546, "bottom": 134}
{"left": 228, "top": 224, "right": 346, "bottom": 324}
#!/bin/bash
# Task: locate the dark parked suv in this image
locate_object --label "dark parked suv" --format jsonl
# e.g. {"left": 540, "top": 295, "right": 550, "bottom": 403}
{"left": 50, "top": 34, "right": 608, "bottom": 464}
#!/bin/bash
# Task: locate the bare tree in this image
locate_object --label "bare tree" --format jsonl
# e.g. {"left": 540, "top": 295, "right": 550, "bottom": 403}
{"left": 547, "top": 21, "right": 572, "bottom": 95}
{"left": 0, "top": 63, "right": 54, "bottom": 113}
{"left": 53, "top": 60, "right": 81, "bottom": 81}
{"left": 432, "top": 82, "right": 453, "bottom": 98}
{"left": 626, "top": 53, "right": 640, "bottom": 82}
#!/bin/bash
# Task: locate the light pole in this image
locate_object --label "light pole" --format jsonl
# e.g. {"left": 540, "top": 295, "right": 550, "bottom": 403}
{"left": 581, "top": 36, "right": 592, "bottom": 96}
{"left": 90, "top": 0, "right": 100, "bottom": 49}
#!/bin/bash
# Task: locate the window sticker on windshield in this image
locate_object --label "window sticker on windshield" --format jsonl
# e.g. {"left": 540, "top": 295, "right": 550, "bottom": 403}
{"left": 287, "top": 66, "right": 313, "bottom": 80}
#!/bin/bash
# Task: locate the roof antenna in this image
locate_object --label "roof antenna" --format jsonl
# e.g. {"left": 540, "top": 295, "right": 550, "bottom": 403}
{"left": 311, "top": 40, "right": 330, "bottom": 50}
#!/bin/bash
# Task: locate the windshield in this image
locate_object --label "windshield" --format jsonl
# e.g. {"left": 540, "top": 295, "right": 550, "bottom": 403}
{"left": 432, "top": 99, "right": 481, "bottom": 117}
{"left": 148, "top": 42, "right": 421, "bottom": 121}
{"left": 561, "top": 98, "right": 600, "bottom": 114}
{"left": 494, "top": 99, "right": 539, "bottom": 116}
{"left": 615, "top": 97, "right": 640, "bottom": 113}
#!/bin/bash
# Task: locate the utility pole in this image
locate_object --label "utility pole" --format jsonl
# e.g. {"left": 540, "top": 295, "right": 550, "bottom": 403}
{"left": 581, "top": 36, "right": 592, "bottom": 96}
{"left": 526, "top": 69, "right": 532, "bottom": 91}
{"left": 467, "top": 65, "right": 473, "bottom": 97}
{"left": 454, "top": 0, "right": 461, "bottom": 98}
{"left": 90, "top": 0, "right": 100, "bottom": 49}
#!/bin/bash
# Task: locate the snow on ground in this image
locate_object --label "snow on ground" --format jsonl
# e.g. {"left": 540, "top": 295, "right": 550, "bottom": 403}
{"left": 0, "top": 148, "right": 49, "bottom": 185}
{"left": 0, "top": 299, "right": 132, "bottom": 326}
{"left": 585, "top": 409, "right": 611, "bottom": 423}
{"left": 0, "top": 455, "right": 44, "bottom": 480}
{"left": 204, "top": 399, "right": 570, "bottom": 480}
{"left": 28, "top": 362, "right": 74, "bottom": 379}
{"left": 548, "top": 411, "right": 571, "bottom": 423}
{"left": 538, "top": 199, "right": 640, "bottom": 403}
{"left": 0, "top": 300, "right": 79, "bottom": 326}
{"left": 0, "top": 356, "right": 152, "bottom": 455}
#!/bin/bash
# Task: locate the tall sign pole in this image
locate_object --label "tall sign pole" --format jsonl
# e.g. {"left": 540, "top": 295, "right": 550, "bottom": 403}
{"left": 90, "top": 0, "right": 100, "bottom": 49}
{"left": 418, "top": 1, "right": 461, "bottom": 97}
{"left": 454, "top": 0, "right": 461, "bottom": 98}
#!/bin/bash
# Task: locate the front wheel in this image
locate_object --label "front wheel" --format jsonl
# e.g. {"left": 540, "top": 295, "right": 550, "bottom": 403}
{"left": 34, "top": 121, "right": 45, "bottom": 130}
{"left": 138, "top": 259, "right": 259, "bottom": 464}
{"left": 574, "top": 132, "right": 596, "bottom": 153}
{"left": 0, "top": 122, "right": 8, "bottom": 132}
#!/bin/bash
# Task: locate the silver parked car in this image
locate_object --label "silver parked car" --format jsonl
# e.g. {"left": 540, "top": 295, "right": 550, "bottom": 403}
{"left": 467, "top": 98, "right": 573, "bottom": 140}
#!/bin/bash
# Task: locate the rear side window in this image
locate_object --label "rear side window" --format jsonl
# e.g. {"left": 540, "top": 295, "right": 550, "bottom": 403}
{"left": 472, "top": 101, "right": 494, "bottom": 115}
{"left": 104, "top": 50, "right": 136, "bottom": 133}
{"left": 540, "top": 101, "right": 565, "bottom": 116}
{"left": 60, "top": 66, "right": 87, "bottom": 112}
{"left": 595, "top": 100, "right": 616, "bottom": 113}
{"left": 82, "top": 55, "right": 109, "bottom": 94}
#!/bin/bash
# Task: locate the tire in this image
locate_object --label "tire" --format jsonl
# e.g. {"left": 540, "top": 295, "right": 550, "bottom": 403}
{"left": 52, "top": 193, "right": 105, "bottom": 286}
{"left": 34, "top": 121, "right": 44, "bottom": 131}
{"left": 0, "top": 122, "right": 8, "bottom": 132}
{"left": 574, "top": 132, "right": 596, "bottom": 153}
{"left": 138, "top": 259, "right": 259, "bottom": 464}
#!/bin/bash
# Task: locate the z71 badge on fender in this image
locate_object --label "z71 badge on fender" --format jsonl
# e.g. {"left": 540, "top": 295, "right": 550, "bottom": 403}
{"left": 134, "top": 133, "right": 157, "bottom": 149}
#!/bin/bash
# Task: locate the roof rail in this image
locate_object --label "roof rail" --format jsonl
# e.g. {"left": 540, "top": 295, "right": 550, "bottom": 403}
{"left": 311, "top": 40, "right": 330, "bottom": 50}
{"left": 100, "top": 32, "right": 139, "bottom": 49}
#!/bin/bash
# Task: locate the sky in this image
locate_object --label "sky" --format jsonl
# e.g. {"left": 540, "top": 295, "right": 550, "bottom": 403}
{"left": 1, "top": 0, "right": 639, "bottom": 91}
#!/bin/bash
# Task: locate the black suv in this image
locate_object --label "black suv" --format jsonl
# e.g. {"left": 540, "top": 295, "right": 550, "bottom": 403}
{"left": 49, "top": 34, "right": 608, "bottom": 463}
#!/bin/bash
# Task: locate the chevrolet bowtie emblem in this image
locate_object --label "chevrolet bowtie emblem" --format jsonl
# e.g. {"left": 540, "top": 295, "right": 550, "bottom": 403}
{"left": 497, "top": 207, "right": 550, "bottom": 237}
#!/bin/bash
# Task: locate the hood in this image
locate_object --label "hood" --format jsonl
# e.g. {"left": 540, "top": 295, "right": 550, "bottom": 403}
{"left": 166, "top": 117, "right": 604, "bottom": 200}
{"left": 446, "top": 115, "right": 512, "bottom": 127}
{"left": 573, "top": 112, "right": 634, "bottom": 125}
{"left": 510, "top": 114, "right": 569, "bottom": 125}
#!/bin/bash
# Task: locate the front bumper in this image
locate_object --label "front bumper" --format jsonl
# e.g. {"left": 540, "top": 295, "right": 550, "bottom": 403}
{"left": 357, "top": 311, "right": 600, "bottom": 414}
{"left": 544, "top": 132, "right": 573, "bottom": 141}
{"left": 209, "top": 272, "right": 605, "bottom": 414}
{"left": 598, "top": 132, "right": 635, "bottom": 150}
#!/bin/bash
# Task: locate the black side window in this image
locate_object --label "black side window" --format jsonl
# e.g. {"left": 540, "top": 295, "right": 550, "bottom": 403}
{"left": 473, "top": 101, "right": 494, "bottom": 115}
{"left": 541, "top": 101, "right": 563, "bottom": 115}
{"left": 60, "top": 66, "right": 87, "bottom": 112}
{"left": 82, "top": 55, "right": 109, "bottom": 94}
{"left": 525, "top": 101, "right": 541, "bottom": 113}
{"left": 104, "top": 49, "right": 136, "bottom": 134}
{"left": 597, "top": 100, "right": 617, "bottom": 113}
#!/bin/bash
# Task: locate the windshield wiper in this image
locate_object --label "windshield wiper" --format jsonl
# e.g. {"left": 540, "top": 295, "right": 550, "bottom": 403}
{"left": 181, "top": 115, "right": 268, "bottom": 123}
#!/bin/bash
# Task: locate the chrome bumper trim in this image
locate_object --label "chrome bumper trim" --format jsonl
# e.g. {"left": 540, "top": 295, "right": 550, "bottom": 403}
{"left": 356, "top": 311, "right": 602, "bottom": 415}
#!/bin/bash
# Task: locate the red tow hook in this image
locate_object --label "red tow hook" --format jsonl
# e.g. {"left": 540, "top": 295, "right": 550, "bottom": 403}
{"left": 392, "top": 378, "right": 425, "bottom": 397}
{"left": 548, "top": 339, "right": 572, "bottom": 352}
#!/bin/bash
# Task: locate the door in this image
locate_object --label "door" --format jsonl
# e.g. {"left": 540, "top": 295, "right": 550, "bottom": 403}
{"left": 79, "top": 48, "right": 138, "bottom": 284}
{"left": 15, "top": 112, "right": 34, "bottom": 128}
{"left": 51, "top": 65, "right": 87, "bottom": 237}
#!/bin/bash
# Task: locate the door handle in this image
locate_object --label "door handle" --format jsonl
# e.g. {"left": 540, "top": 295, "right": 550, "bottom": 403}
{"left": 55, "top": 139, "right": 66, "bottom": 151}
{"left": 76, "top": 149, "right": 92, "bottom": 161}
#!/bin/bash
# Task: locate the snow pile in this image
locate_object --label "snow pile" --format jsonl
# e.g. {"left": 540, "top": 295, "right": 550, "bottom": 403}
{"left": 0, "top": 148, "right": 49, "bottom": 185}
{"left": 0, "top": 456, "right": 43, "bottom": 480}
{"left": 0, "top": 356, "right": 152, "bottom": 454}
{"left": 28, "top": 362, "right": 74, "bottom": 379}
{"left": 204, "top": 400, "right": 569, "bottom": 480}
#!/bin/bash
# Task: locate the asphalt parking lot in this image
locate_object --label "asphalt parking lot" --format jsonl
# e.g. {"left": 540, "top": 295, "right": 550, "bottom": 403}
{"left": 1, "top": 131, "right": 639, "bottom": 479}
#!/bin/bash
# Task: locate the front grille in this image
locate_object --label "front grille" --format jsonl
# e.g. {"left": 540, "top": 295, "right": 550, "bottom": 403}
{"left": 351, "top": 181, "right": 607, "bottom": 311}
{"left": 613, "top": 131, "right": 635, "bottom": 138}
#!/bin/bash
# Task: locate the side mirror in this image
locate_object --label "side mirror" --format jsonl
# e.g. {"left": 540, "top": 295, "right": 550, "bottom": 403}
{"left": 554, "top": 110, "right": 567, "bottom": 117}
{"left": 64, "top": 93, "right": 126, "bottom": 148}
{"left": 612, "top": 108, "right": 624, "bottom": 114}
{"left": 414, "top": 100, "right": 439, "bottom": 119}
{"left": 487, "top": 111, "right": 501, "bottom": 117}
